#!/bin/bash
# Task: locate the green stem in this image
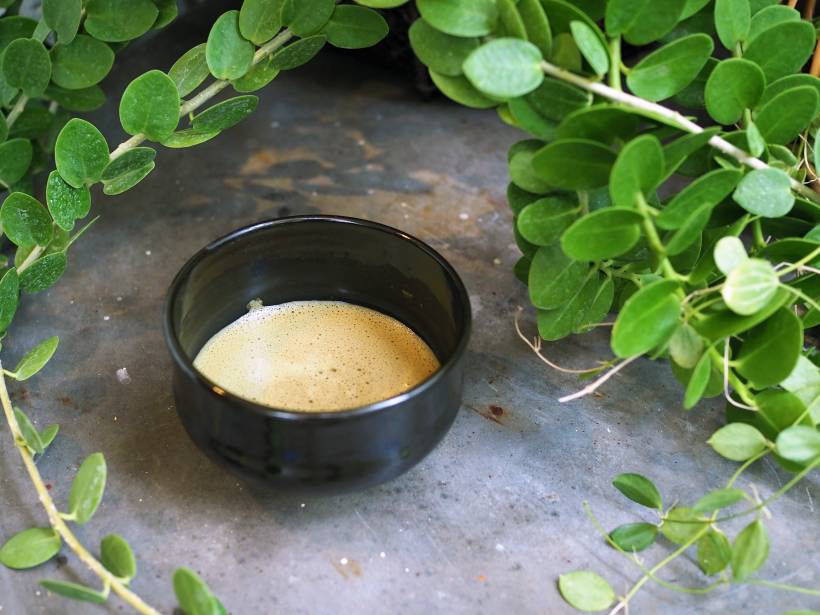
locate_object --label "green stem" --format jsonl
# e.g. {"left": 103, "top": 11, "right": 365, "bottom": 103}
{"left": 782, "top": 285, "right": 820, "bottom": 313}
{"left": 778, "top": 245, "right": 820, "bottom": 274}
{"left": 727, "top": 450, "right": 767, "bottom": 487}
{"left": 744, "top": 579, "right": 820, "bottom": 596}
{"left": 6, "top": 94, "right": 29, "bottom": 127}
{"left": 752, "top": 219, "right": 766, "bottom": 249}
{"left": 608, "top": 37, "right": 622, "bottom": 91}
{"left": 707, "top": 346, "right": 757, "bottom": 408}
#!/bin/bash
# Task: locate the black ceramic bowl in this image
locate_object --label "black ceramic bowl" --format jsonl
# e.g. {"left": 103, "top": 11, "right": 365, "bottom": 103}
{"left": 164, "top": 215, "right": 471, "bottom": 494}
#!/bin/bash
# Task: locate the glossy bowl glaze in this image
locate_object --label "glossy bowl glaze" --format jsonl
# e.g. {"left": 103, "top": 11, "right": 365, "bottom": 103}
{"left": 164, "top": 215, "right": 471, "bottom": 494}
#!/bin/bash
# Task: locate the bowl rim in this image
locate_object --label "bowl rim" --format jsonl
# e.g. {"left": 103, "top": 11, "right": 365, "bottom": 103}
{"left": 163, "top": 214, "right": 472, "bottom": 422}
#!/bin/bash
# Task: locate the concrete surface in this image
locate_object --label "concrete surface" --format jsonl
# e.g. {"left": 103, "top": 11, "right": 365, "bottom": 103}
{"left": 1, "top": 6, "right": 818, "bottom": 614}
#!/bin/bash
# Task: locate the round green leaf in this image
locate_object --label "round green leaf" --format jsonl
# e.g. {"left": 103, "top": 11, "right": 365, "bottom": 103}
{"left": 507, "top": 182, "right": 539, "bottom": 215}
{"left": 657, "top": 169, "right": 741, "bottom": 230}
{"left": 173, "top": 567, "right": 220, "bottom": 615}
{"left": 0, "top": 267, "right": 19, "bottom": 332}
{"left": 270, "top": 35, "right": 327, "bottom": 70}
{"left": 605, "top": 0, "right": 686, "bottom": 44}
{"left": 713, "top": 236, "right": 747, "bottom": 275}
{"left": 102, "top": 161, "right": 154, "bottom": 195}
{"left": 627, "top": 34, "right": 713, "bottom": 102}
{"left": 152, "top": 0, "right": 178, "bottom": 29}
{"left": 416, "top": 0, "right": 498, "bottom": 37}
{"left": 733, "top": 168, "right": 794, "bottom": 218}
{"left": 408, "top": 18, "right": 478, "bottom": 77}
{"left": 697, "top": 529, "right": 732, "bottom": 576}
{"left": 754, "top": 86, "right": 819, "bottom": 145}
{"left": 323, "top": 5, "right": 387, "bottom": 49}
{"left": 45, "top": 84, "right": 106, "bottom": 112}
{"left": 206, "top": 10, "right": 255, "bottom": 80}
{"left": 15, "top": 406, "right": 43, "bottom": 454}
{"left": 84, "top": 0, "right": 158, "bottom": 42}
{"left": 497, "top": 0, "right": 526, "bottom": 39}
{"left": 517, "top": 0, "right": 552, "bottom": 57}
{"left": 43, "top": 0, "right": 82, "bottom": 44}
{"left": 13, "top": 336, "right": 59, "bottom": 380}
{"left": 50, "top": 34, "right": 114, "bottom": 90}
{"left": 748, "top": 5, "right": 799, "bottom": 42}
{"left": 55, "top": 118, "right": 109, "bottom": 188}
{"left": 683, "top": 350, "right": 712, "bottom": 409}
{"left": 663, "top": 128, "right": 721, "bottom": 178}
{"left": 609, "top": 134, "right": 664, "bottom": 209}
{"left": 744, "top": 20, "right": 816, "bottom": 82}
{"left": 561, "top": 208, "right": 642, "bottom": 261}
{"left": 509, "top": 141, "right": 552, "bottom": 193}
{"left": 576, "top": 276, "right": 614, "bottom": 332}
{"left": 611, "top": 280, "right": 681, "bottom": 357}
{"left": 694, "top": 488, "right": 746, "bottom": 513}
{"left": 1, "top": 38, "right": 50, "bottom": 97}
{"left": 609, "top": 522, "right": 657, "bottom": 552}
{"left": 119, "top": 70, "right": 179, "bottom": 141}
{"left": 463, "top": 38, "right": 544, "bottom": 100}
{"left": 0, "top": 192, "right": 52, "bottom": 248}
{"left": 731, "top": 520, "right": 769, "bottom": 581}
{"left": 758, "top": 73, "right": 820, "bottom": 109}
{"left": 612, "top": 472, "right": 663, "bottom": 509}
{"left": 704, "top": 58, "right": 764, "bottom": 125}
{"left": 556, "top": 105, "right": 640, "bottom": 143}
{"left": 239, "top": 0, "right": 282, "bottom": 45}
{"left": 775, "top": 426, "right": 820, "bottom": 464}
{"left": 528, "top": 243, "right": 588, "bottom": 310}
{"left": 46, "top": 171, "right": 91, "bottom": 231}
{"left": 20, "top": 252, "right": 68, "bottom": 294}
{"left": 0, "top": 137, "right": 32, "bottom": 187}
{"left": 161, "top": 128, "right": 220, "bottom": 149}
{"left": 281, "top": 0, "right": 335, "bottom": 36}
{"left": 524, "top": 77, "right": 590, "bottom": 122}
{"left": 721, "top": 258, "right": 779, "bottom": 315}
{"left": 0, "top": 528, "right": 61, "bottom": 569}
{"left": 517, "top": 195, "right": 578, "bottom": 246}
{"left": 532, "top": 139, "right": 615, "bottom": 190}
{"left": 192, "top": 95, "right": 258, "bottom": 132}
{"left": 558, "top": 571, "right": 615, "bottom": 612}
{"left": 536, "top": 272, "right": 599, "bottom": 341}
{"left": 169, "top": 43, "right": 209, "bottom": 97}
{"left": 40, "top": 580, "right": 107, "bottom": 604}
{"left": 664, "top": 200, "right": 711, "bottom": 256}
{"left": 668, "top": 323, "right": 704, "bottom": 369}
{"left": 662, "top": 507, "right": 708, "bottom": 544}
{"left": 570, "top": 20, "right": 608, "bottom": 76}
{"left": 708, "top": 423, "right": 769, "bottom": 460}
{"left": 232, "top": 54, "right": 279, "bottom": 93}
{"left": 714, "top": 0, "right": 751, "bottom": 50}
{"left": 428, "top": 69, "right": 495, "bottom": 108}
{"left": 736, "top": 307, "right": 802, "bottom": 389}
{"left": 101, "top": 534, "right": 137, "bottom": 580}
{"left": 8, "top": 107, "right": 52, "bottom": 140}
{"left": 68, "top": 452, "right": 107, "bottom": 525}
{"left": 101, "top": 147, "right": 156, "bottom": 181}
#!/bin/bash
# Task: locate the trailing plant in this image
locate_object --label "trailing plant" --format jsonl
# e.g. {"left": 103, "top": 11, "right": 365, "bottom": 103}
{"left": 405, "top": 0, "right": 820, "bottom": 611}
{"left": 0, "top": 0, "right": 387, "bottom": 612}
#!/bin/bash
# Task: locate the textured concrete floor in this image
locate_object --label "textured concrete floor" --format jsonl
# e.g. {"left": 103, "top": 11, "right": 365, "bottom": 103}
{"left": 1, "top": 7, "right": 818, "bottom": 615}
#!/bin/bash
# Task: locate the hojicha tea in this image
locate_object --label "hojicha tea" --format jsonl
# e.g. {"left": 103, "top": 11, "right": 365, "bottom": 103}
{"left": 193, "top": 300, "right": 440, "bottom": 411}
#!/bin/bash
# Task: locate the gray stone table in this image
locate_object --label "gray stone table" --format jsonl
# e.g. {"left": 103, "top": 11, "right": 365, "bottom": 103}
{"left": 1, "top": 7, "right": 818, "bottom": 615}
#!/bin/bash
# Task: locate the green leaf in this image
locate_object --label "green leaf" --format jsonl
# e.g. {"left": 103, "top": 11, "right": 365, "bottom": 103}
{"left": 612, "top": 473, "right": 663, "bottom": 509}
{"left": 0, "top": 192, "right": 53, "bottom": 248}
{"left": 39, "top": 580, "right": 107, "bottom": 604}
{"left": 561, "top": 208, "right": 642, "bottom": 261}
{"left": 517, "top": 0, "right": 552, "bottom": 58}
{"left": 714, "top": 0, "right": 750, "bottom": 49}
{"left": 416, "top": 0, "right": 498, "bottom": 37}
{"left": 161, "top": 128, "right": 220, "bottom": 149}
{"left": 683, "top": 350, "right": 712, "bottom": 409}
{"left": 68, "top": 452, "right": 107, "bottom": 525}
{"left": 733, "top": 168, "right": 793, "bottom": 218}
{"left": 239, "top": 0, "right": 282, "bottom": 45}
{"left": 736, "top": 308, "right": 802, "bottom": 389}
{"left": 102, "top": 162, "right": 154, "bottom": 196}
{"left": 509, "top": 140, "right": 552, "bottom": 193}
{"left": 781, "top": 356, "right": 820, "bottom": 411}
{"left": 45, "top": 171, "right": 89, "bottom": 232}
{"left": 754, "top": 86, "right": 819, "bottom": 146}
{"left": 731, "top": 520, "right": 769, "bottom": 581}
{"left": 713, "top": 236, "right": 747, "bottom": 275}
{"left": 1, "top": 38, "right": 50, "bottom": 97}
{"left": 55, "top": 119, "right": 109, "bottom": 188}
{"left": 50, "top": 34, "right": 113, "bottom": 90}
{"left": 281, "top": 0, "right": 335, "bottom": 36}
{"left": 556, "top": 105, "right": 640, "bottom": 144}
{"left": 100, "top": 534, "right": 137, "bottom": 580}
{"left": 609, "top": 522, "right": 657, "bottom": 552}
{"left": 569, "top": 20, "right": 608, "bottom": 76}
{"left": 662, "top": 507, "right": 707, "bottom": 544}
{"left": 704, "top": 58, "right": 764, "bottom": 125}
{"left": 15, "top": 406, "right": 44, "bottom": 454}
{"left": 173, "top": 567, "right": 221, "bottom": 615}
{"left": 152, "top": 0, "right": 178, "bottom": 29}
{"left": 428, "top": 69, "right": 495, "bottom": 109}
{"left": 323, "top": 5, "right": 387, "bottom": 49}
{"left": 270, "top": 35, "right": 326, "bottom": 70}
{"left": 609, "top": 134, "right": 664, "bottom": 209}
{"left": 664, "top": 200, "right": 712, "bottom": 255}
{"left": 525, "top": 77, "right": 590, "bottom": 122}
{"left": 532, "top": 139, "right": 614, "bottom": 190}
{"left": 695, "top": 286, "right": 788, "bottom": 341}
{"left": 45, "top": 84, "right": 106, "bottom": 112}
{"left": 0, "top": 528, "right": 60, "bottom": 569}
{"left": 758, "top": 74, "right": 820, "bottom": 109}
{"left": 119, "top": 70, "right": 180, "bottom": 142}
{"left": 663, "top": 128, "right": 720, "bottom": 178}
{"left": 744, "top": 20, "right": 816, "bottom": 82}
{"left": 43, "top": 0, "right": 82, "bottom": 44}
{"left": 775, "top": 426, "right": 820, "bottom": 464}
{"left": 507, "top": 96, "right": 557, "bottom": 139}
{"left": 192, "top": 95, "right": 258, "bottom": 133}
{"left": 697, "top": 529, "right": 732, "bottom": 575}
{"left": 755, "top": 389, "right": 811, "bottom": 442}
{"left": 84, "top": 0, "right": 158, "bottom": 42}
{"left": 101, "top": 148, "right": 156, "bottom": 181}
{"left": 746, "top": 120, "right": 765, "bottom": 157}
{"left": 605, "top": 0, "right": 687, "bottom": 45}
{"left": 206, "top": 10, "right": 254, "bottom": 80}
{"left": 627, "top": 34, "right": 714, "bottom": 102}
{"left": 681, "top": 0, "right": 711, "bottom": 19}
{"left": 669, "top": 323, "right": 703, "bottom": 369}
{"left": 0, "top": 138, "right": 32, "bottom": 187}
{"left": 722, "top": 257, "right": 779, "bottom": 316}
{"left": 169, "top": 44, "right": 209, "bottom": 97}
{"left": 12, "top": 336, "right": 59, "bottom": 380}
{"left": 551, "top": 32, "right": 581, "bottom": 71}
{"left": 8, "top": 107, "right": 50, "bottom": 140}
{"left": 463, "top": 38, "right": 544, "bottom": 100}
{"left": 576, "top": 276, "right": 614, "bottom": 332}
{"left": 708, "top": 423, "right": 769, "bottom": 460}
{"left": 497, "top": 0, "right": 526, "bottom": 39}
{"left": 409, "top": 18, "right": 478, "bottom": 77}
{"left": 611, "top": 280, "right": 680, "bottom": 358}
{"left": 528, "top": 243, "right": 588, "bottom": 309}
{"left": 536, "top": 272, "right": 598, "bottom": 340}
{"left": 557, "top": 571, "right": 615, "bottom": 612}
{"left": 658, "top": 167, "right": 740, "bottom": 231}
{"left": 20, "top": 252, "right": 68, "bottom": 294}
{"left": 748, "top": 5, "right": 799, "bottom": 42}
{"left": 232, "top": 55, "right": 279, "bottom": 93}
{"left": 40, "top": 424, "right": 59, "bottom": 450}
{"left": 0, "top": 267, "right": 19, "bottom": 332}
{"left": 694, "top": 488, "right": 746, "bottom": 513}
{"left": 517, "top": 195, "right": 578, "bottom": 246}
